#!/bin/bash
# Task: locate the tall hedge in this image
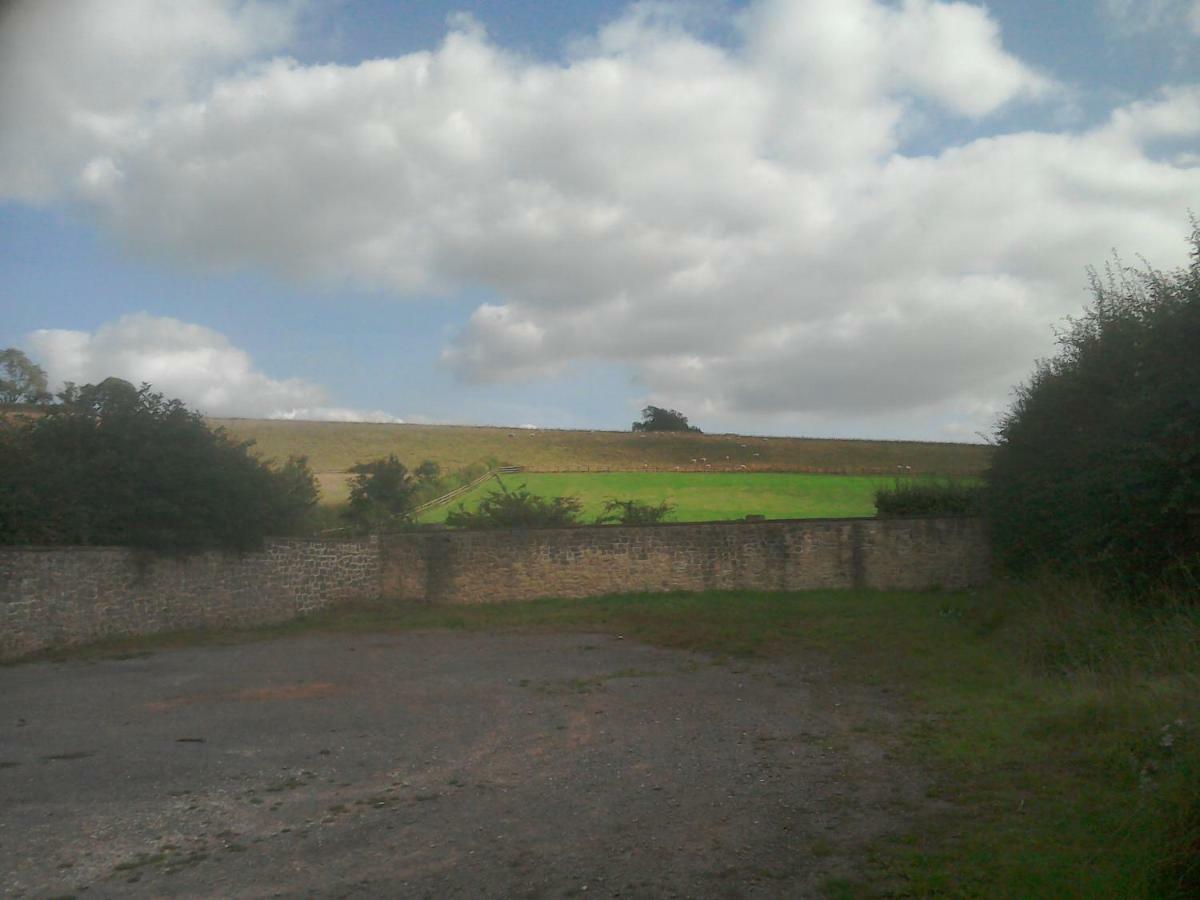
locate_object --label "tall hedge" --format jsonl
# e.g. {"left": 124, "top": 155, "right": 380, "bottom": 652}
{"left": 0, "top": 378, "right": 317, "bottom": 552}
{"left": 987, "top": 226, "right": 1200, "bottom": 590}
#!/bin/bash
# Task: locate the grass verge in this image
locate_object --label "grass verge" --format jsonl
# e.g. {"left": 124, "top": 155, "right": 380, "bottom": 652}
{"left": 12, "top": 585, "right": 1197, "bottom": 897}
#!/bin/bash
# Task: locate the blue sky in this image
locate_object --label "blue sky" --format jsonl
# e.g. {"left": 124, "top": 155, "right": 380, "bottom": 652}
{"left": 2, "top": 0, "right": 1198, "bottom": 438}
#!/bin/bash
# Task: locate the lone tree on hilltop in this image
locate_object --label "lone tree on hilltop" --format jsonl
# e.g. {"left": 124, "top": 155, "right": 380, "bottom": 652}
{"left": 987, "top": 222, "right": 1200, "bottom": 592}
{"left": 0, "top": 347, "right": 51, "bottom": 405}
{"left": 632, "top": 405, "right": 702, "bottom": 433}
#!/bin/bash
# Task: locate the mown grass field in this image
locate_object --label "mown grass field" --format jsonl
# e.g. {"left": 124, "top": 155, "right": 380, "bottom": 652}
{"left": 32, "top": 585, "right": 1198, "bottom": 898}
{"left": 212, "top": 418, "right": 991, "bottom": 479}
{"left": 418, "top": 471, "right": 943, "bottom": 522}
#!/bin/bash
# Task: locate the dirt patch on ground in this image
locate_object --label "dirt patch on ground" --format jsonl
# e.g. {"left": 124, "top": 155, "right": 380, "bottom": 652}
{"left": 1, "top": 632, "right": 936, "bottom": 897}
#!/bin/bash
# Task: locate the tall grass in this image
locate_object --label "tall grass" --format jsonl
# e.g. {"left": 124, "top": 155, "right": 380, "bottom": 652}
{"left": 945, "top": 579, "right": 1200, "bottom": 897}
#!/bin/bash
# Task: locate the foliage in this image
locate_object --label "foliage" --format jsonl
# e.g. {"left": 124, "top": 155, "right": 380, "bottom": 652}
{"left": 631, "top": 405, "right": 702, "bottom": 433}
{"left": 987, "top": 225, "right": 1200, "bottom": 591}
{"left": 0, "top": 378, "right": 317, "bottom": 551}
{"left": 0, "top": 347, "right": 51, "bottom": 405}
{"left": 595, "top": 497, "right": 675, "bottom": 525}
{"left": 445, "top": 486, "right": 583, "bottom": 529}
{"left": 342, "top": 455, "right": 439, "bottom": 530}
{"left": 419, "top": 471, "right": 972, "bottom": 524}
{"left": 874, "top": 479, "right": 984, "bottom": 517}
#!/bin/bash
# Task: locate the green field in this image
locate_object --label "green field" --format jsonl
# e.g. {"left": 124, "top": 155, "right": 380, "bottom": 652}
{"left": 212, "top": 418, "right": 991, "bottom": 479}
{"left": 419, "top": 471, "right": 945, "bottom": 523}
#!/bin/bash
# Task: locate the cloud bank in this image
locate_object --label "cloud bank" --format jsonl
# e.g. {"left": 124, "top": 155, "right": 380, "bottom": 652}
{"left": 27, "top": 314, "right": 402, "bottom": 422}
{"left": 3, "top": 0, "right": 1198, "bottom": 435}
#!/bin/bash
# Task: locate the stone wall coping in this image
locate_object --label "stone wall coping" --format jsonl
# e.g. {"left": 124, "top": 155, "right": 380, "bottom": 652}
{"left": 380, "top": 514, "right": 984, "bottom": 538}
{"left": 0, "top": 535, "right": 377, "bottom": 555}
{"left": 0, "top": 517, "right": 985, "bottom": 557}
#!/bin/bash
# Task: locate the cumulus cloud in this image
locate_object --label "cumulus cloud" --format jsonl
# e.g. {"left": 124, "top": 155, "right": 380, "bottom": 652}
{"left": 3, "top": 0, "right": 1199, "bottom": 433}
{"left": 26, "top": 314, "right": 400, "bottom": 422}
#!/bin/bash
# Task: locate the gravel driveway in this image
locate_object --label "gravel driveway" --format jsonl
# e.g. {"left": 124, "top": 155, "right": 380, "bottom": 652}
{"left": 1, "top": 631, "right": 932, "bottom": 898}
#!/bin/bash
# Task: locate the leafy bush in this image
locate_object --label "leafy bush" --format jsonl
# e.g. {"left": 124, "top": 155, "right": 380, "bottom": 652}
{"left": 445, "top": 487, "right": 582, "bottom": 529}
{"left": 874, "top": 480, "right": 984, "bottom": 517}
{"left": 342, "top": 455, "right": 440, "bottom": 530}
{"left": 0, "top": 378, "right": 317, "bottom": 551}
{"left": 987, "top": 225, "right": 1200, "bottom": 591}
{"left": 595, "top": 498, "right": 675, "bottom": 525}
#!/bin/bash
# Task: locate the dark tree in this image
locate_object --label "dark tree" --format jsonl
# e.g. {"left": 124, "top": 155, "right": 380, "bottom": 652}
{"left": 631, "top": 405, "right": 702, "bottom": 433}
{"left": 0, "top": 378, "right": 317, "bottom": 551}
{"left": 343, "top": 455, "right": 418, "bottom": 530}
{"left": 987, "top": 225, "right": 1200, "bottom": 591}
{"left": 0, "top": 347, "right": 51, "bottom": 405}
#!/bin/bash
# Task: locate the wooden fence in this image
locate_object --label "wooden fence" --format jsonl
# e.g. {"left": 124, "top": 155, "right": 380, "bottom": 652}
{"left": 409, "top": 465, "right": 525, "bottom": 516}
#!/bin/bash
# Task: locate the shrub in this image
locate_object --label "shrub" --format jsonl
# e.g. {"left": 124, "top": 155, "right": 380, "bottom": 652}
{"left": 595, "top": 498, "right": 675, "bottom": 525}
{"left": 0, "top": 378, "right": 317, "bottom": 551}
{"left": 339, "top": 456, "right": 445, "bottom": 531}
{"left": 874, "top": 480, "right": 984, "bottom": 517}
{"left": 445, "top": 487, "right": 582, "bottom": 529}
{"left": 987, "top": 224, "right": 1200, "bottom": 591}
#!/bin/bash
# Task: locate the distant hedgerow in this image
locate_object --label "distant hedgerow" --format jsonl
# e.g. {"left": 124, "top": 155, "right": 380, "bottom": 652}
{"left": 874, "top": 480, "right": 984, "bottom": 517}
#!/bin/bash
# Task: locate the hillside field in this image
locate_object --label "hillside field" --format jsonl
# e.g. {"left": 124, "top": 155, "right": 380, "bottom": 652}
{"left": 212, "top": 419, "right": 991, "bottom": 479}
{"left": 417, "top": 471, "right": 945, "bottom": 523}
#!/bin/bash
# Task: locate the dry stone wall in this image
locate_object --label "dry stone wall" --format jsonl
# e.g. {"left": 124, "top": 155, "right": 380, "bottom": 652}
{"left": 0, "top": 538, "right": 379, "bottom": 659}
{"left": 380, "top": 517, "right": 990, "bottom": 605}
{"left": 1, "top": 518, "right": 989, "bottom": 659}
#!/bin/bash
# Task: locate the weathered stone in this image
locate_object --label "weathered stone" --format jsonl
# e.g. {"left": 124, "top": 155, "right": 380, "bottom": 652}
{"left": 1, "top": 518, "right": 990, "bottom": 659}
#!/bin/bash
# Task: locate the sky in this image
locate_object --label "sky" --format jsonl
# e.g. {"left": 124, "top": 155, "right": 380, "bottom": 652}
{"left": 1, "top": 0, "right": 1198, "bottom": 440}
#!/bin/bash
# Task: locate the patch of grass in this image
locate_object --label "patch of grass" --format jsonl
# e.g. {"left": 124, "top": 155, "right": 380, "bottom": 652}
{"left": 422, "top": 471, "right": 975, "bottom": 523}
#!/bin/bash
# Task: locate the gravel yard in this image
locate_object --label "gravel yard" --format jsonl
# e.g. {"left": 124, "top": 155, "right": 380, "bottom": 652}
{"left": 1, "top": 631, "right": 933, "bottom": 898}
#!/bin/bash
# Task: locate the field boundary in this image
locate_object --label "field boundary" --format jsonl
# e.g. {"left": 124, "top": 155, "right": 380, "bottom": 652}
{"left": 1, "top": 517, "right": 990, "bottom": 660}
{"left": 519, "top": 464, "right": 977, "bottom": 475}
{"left": 410, "top": 465, "right": 524, "bottom": 516}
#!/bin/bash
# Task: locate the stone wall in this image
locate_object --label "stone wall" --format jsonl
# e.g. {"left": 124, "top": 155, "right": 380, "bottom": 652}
{"left": 1, "top": 518, "right": 990, "bottom": 659}
{"left": 380, "top": 517, "right": 990, "bottom": 605}
{"left": 0, "top": 538, "right": 379, "bottom": 659}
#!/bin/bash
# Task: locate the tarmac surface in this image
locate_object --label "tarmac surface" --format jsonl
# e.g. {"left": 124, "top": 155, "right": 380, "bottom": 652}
{"left": 1, "top": 631, "right": 932, "bottom": 898}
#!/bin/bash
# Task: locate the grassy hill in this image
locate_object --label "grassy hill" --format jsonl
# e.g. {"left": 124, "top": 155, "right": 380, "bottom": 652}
{"left": 212, "top": 419, "right": 992, "bottom": 480}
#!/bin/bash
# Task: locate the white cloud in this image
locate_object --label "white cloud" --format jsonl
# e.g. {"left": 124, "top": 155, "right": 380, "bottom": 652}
{"left": 3, "top": 0, "right": 1198, "bottom": 435}
{"left": 271, "top": 407, "right": 403, "bottom": 424}
{"left": 25, "top": 313, "right": 399, "bottom": 422}
{"left": 0, "top": 0, "right": 295, "bottom": 203}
